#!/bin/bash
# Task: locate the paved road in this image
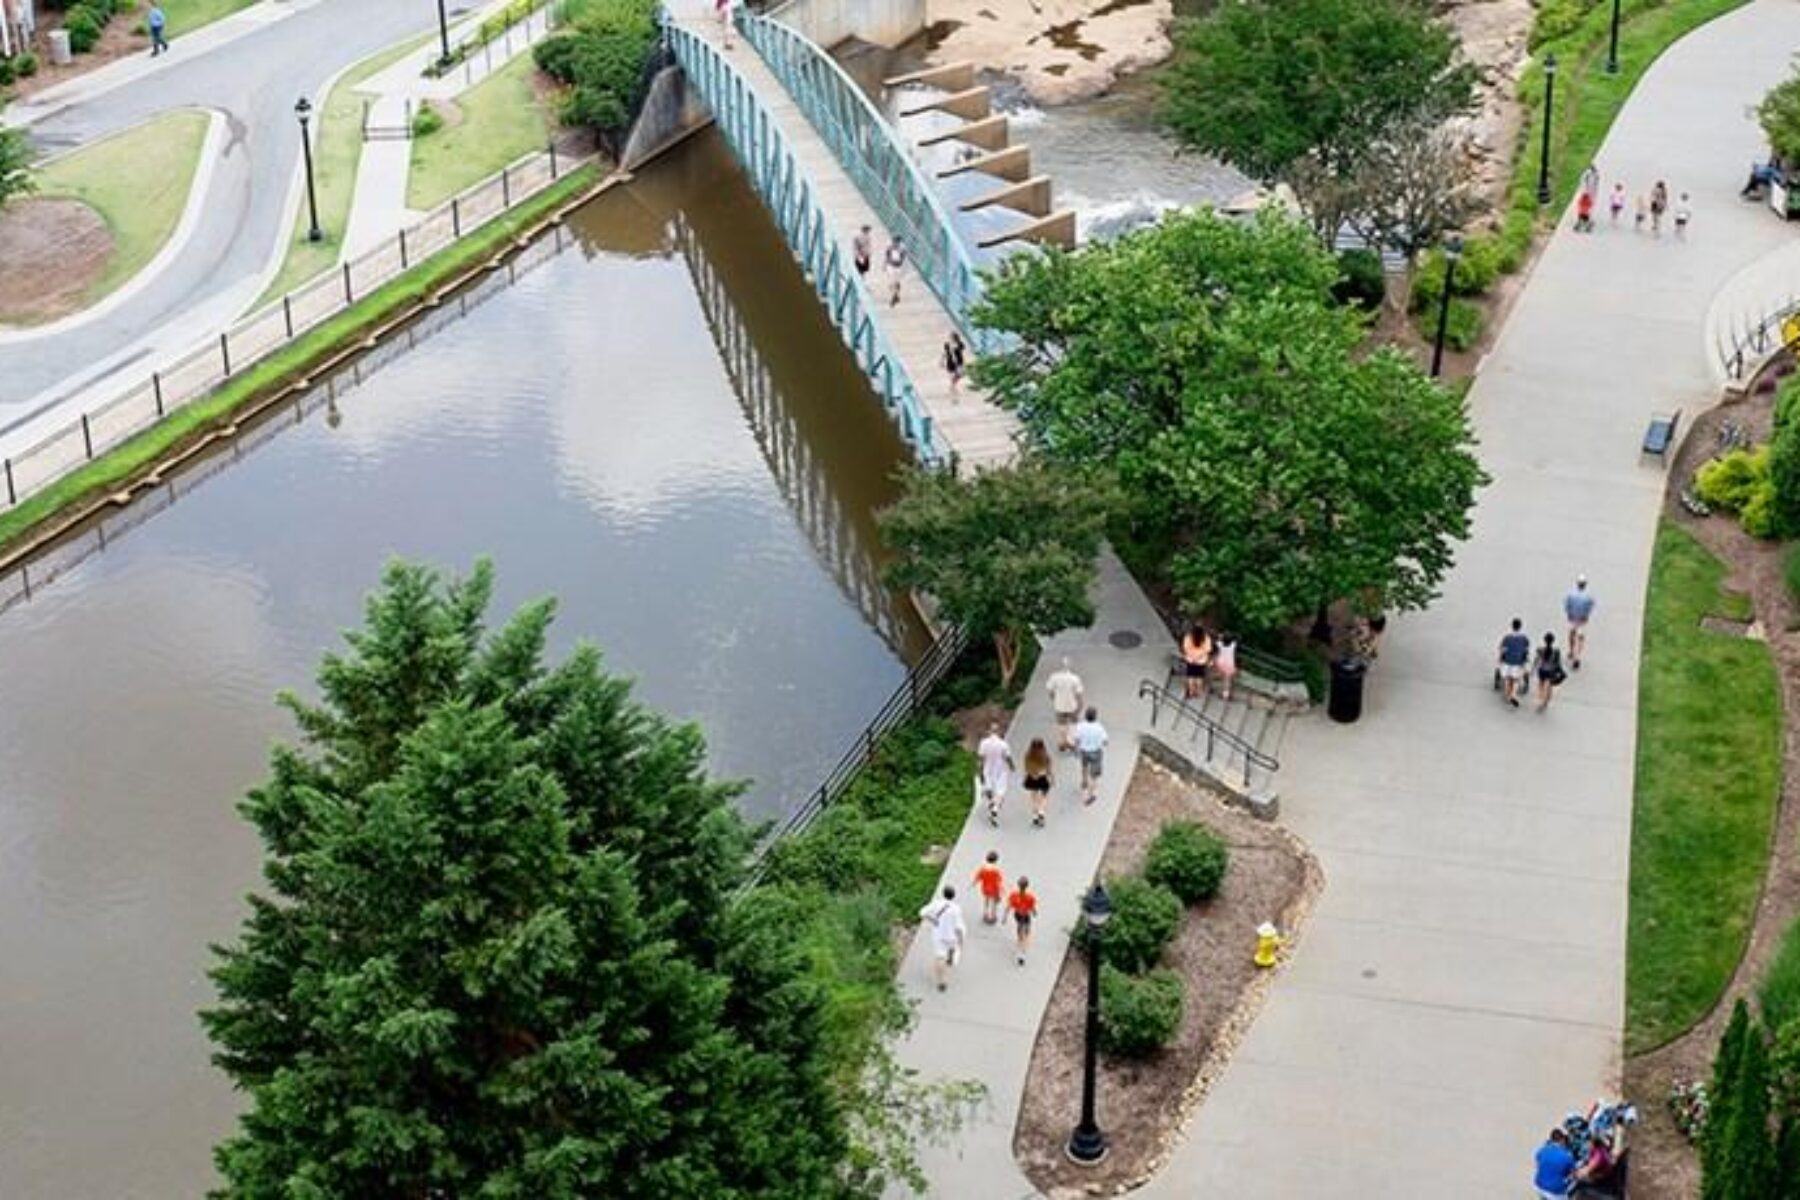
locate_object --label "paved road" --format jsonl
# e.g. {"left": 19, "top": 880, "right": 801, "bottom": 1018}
{"left": 0, "top": 0, "right": 458, "bottom": 424}
{"left": 890, "top": 1, "right": 1800, "bottom": 1196}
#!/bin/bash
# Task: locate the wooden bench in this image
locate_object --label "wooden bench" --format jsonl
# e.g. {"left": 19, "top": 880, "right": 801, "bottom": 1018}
{"left": 1642, "top": 409, "right": 1682, "bottom": 465}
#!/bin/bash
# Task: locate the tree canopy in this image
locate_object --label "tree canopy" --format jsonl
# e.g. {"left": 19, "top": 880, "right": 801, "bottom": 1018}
{"left": 1162, "top": 0, "right": 1474, "bottom": 242}
{"left": 879, "top": 463, "right": 1110, "bottom": 688}
{"left": 972, "top": 209, "right": 1484, "bottom": 632}
{"left": 203, "top": 560, "right": 860, "bottom": 1198}
{"left": 1760, "top": 68, "right": 1800, "bottom": 166}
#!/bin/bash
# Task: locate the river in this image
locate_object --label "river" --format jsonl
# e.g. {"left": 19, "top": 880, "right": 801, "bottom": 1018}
{"left": 0, "top": 130, "right": 924, "bottom": 1198}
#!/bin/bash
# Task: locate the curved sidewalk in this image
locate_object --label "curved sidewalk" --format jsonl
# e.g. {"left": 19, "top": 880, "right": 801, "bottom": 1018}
{"left": 892, "top": 2, "right": 1800, "bottom": 1195}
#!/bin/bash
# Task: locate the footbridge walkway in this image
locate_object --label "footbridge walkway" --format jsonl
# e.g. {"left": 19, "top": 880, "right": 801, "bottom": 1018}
{"left": 662, "top": 0, "right": 1035, "bottom": 471}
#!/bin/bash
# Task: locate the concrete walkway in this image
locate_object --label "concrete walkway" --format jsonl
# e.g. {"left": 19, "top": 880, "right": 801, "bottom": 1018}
{"left": 891, "top": 2, "right": 1800, "bottom": 1195}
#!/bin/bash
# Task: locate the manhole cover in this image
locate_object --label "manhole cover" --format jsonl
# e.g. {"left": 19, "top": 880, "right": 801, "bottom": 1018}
{"left": 1108, "top": 629, "right": 1143, "bottom": 649}
{"left": 1361, "top": 968, "right": 1378, "bottom": 980}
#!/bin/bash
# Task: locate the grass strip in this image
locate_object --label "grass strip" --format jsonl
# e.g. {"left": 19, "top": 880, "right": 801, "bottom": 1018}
{"left": 1496, "top": 0, "right": 1751, "bottom": 269}
{"left": 1627, "top": 521, "right": 1782, "bottom": 1054}
{"left": 0, "top": 163, "right": 603, "bottom": 557}
{"left": 160, "top": 0, "right": 256, "bottom": 37}
{"left": 29, "top": 109, "right": 211, "bottom": 318}
{"left": 408, "top": 55, "right": 550, "bottom": 211}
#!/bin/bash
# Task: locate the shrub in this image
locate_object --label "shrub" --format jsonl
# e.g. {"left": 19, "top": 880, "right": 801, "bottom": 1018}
{"left": 411, "top": 106, "right": 444, "bottom": 138}
{"left": 1761, "top": 918, "right": 1800, "bottom": 1035}
{"left": 1530, "top": 0, "right": 1594, "bottom": 49}
{"left": 1075, "top": 875, "right": 1182, "bottom": 973}
{"left": 1410, "top": 235, "right": 1504, "bottom": 311}
{"left": 1099, "top": 965, "right": 1184, "bottom": 1058}
{"left": 0, "top": 57, "right": 15, "bottom": 88}
{"left": 64, "top": 10, "right": 103, "bottom": 54}
{"left": 1775, "top": 374, "right": 1800, "bottom": 430}
{"left": 16, "top": 52, "right": 38, "bottom": 78}
{"left": 1145, "top": 820, "right": 1230, "bottom": 904}
{"left": 1784, "top": 546, "right": 1800, "bottom": 609}
{"left": 1332, "top": 248, "right": 1386, "bottom": 311}
{"left": 534, "top": 33, "right": 582, "bottom": 83}
{"left": 1415, "top": 297, "right": 1482, "bottom": 353}
{"left": 1697, "top": 447, "right": 1771, "bottom": 513}
{"left": 1768, "top": 416, "right": 1800, "bottom": 537}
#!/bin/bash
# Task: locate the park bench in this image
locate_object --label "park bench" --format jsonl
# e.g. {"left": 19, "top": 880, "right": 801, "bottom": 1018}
{"left": 1642, "top": 409, "right": 1682, "bottom": 466}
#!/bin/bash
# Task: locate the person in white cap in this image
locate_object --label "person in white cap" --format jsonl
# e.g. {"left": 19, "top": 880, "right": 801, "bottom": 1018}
{"left": 1563, "top": 576, "right": 1596, "bottom": 670}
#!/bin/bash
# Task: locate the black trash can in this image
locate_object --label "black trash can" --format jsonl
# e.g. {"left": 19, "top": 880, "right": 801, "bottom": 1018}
{"left": 1327, "top": 657, "right": 1367, "bottom": 724}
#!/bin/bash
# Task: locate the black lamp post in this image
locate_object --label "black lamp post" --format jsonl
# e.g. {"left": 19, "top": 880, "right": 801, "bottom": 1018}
{"left": 435, "top": 0, "right": 452, "bottom": 69}
{"left": 295, "top": 97, "right": 322, "bottom": 244}
{"left": 1536, "top": 54, "right": 1558, "bottom": 207}
{"left": 1606, "top": 0, "right": 1622, "bottom": 75}
{"left": 1067, "top": 882, "right": 1114, "bottom": 1166}
{"left": 1431, "top": 232, "right": 1463, "bottom": 379}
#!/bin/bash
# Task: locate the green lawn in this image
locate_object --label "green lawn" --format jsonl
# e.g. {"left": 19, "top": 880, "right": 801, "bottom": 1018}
{"left": 407, "top": 54, "right": 550, "bottom": 211}
{"left": 1627, "top": 521, "right": 1783, "bottom": 1054}
{"left": 36, "top": 108, "right": 210, "bottom": 313}
{"left": 161, "top": 0, "right": 256, "bottom": 37}
{"left": 257, "top": 34, "right": 434, "bottom": 306}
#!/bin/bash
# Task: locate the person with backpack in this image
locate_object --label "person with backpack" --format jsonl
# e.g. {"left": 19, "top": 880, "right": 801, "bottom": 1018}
{"left": 1535, "top": 632, "right": 1567, "bottom": 712}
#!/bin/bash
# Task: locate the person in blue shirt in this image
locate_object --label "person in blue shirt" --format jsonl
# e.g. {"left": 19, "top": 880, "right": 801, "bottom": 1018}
{"left": 1498, "top": 617, "right": 1532, "bottom": 708}
{"left": 1534, "top": 1127, "right": 1576, "bottom": 1199}
{"left": 148, "top": 4, "right": 169, "bottom": 56}
{"left": 1564, "top": 576, "right": 1596, "bottom": 670}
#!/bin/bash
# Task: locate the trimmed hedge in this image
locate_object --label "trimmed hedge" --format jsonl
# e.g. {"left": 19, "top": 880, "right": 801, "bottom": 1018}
{"left": 1144, "top": 820, "right": 1230, "bottom": 904}
{"left": 1099, "top": 965, "right": 1185, "bottom": 1058}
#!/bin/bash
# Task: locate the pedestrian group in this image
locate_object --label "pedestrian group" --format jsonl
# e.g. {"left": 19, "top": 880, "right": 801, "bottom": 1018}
{"left": 1574, "top": 163, "right": 1690, "bottom": 240}
{"left": 1495, "top": 576, "right": 1595, "bottom": 713}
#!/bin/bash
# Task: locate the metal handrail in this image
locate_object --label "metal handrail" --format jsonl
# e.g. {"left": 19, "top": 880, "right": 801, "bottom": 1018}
{"left": 1718, "top": 295, "right": 1800, "bottom": 382}
{"left": 1138, "top": 677, "right": 1280, "bottom": 784}
{"left": 737, "top": 9, "right": 992, "bottom": 352}
{"left": 664, "top": 18, "right": 946, "bottom": 464}
{"left": 744, "top": 625, "right": 970, "bottom": 888}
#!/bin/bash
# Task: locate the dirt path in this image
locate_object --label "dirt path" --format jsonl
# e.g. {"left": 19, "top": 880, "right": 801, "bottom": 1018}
{"left": 0, "top": 196, "right": 112, "bottom": 326}
{"left": 1625, "top": 378, "right": 1800, "bottom": 1199}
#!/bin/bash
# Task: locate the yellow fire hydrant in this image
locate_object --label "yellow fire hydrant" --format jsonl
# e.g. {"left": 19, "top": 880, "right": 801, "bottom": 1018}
{"left": 1253, "top": 922, "right": 1283, "bottom": 969}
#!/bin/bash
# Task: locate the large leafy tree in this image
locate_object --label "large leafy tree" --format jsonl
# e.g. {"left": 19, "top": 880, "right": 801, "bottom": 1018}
{"left": 1162, "top": 0, "right": 1474, "bottom": 243}
{"left": 879, "top": 463, "right": 1110, "bottom": 689}
{"left": 973, "top": 209, "right": 1484, "bottom": 632}
{"left": 203, "top": 560, "right": 857, "bottom": 1198}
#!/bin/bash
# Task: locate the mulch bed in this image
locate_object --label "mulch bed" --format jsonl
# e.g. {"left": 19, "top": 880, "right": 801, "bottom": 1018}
{"left": 1623, "top": 371, "right": 1800, "bottom": 1200}
{"left": 0, "top": 195, "right": 112, "bottom": 326}
{"left": 1012, "top": 759, "right": 1322, "bottom": 1196}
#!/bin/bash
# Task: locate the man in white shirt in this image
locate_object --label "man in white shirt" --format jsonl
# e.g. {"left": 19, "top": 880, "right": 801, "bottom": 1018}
{"left": 1045, "top": 658, "right": 1084, "bottom": 751}
{"left": 977, "top": 723, "right": 1013, "bottom": 828}
{"left": 1072, "top": 707, "right": 1108, "bottom": 806}
{"left": 919, "top": 885, "right": 967, "bottom": 992}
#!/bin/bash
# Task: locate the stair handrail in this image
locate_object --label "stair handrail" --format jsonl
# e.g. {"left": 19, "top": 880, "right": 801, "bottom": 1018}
{"left": 1137, "top": 677, "right": 1280, "bottom": 780}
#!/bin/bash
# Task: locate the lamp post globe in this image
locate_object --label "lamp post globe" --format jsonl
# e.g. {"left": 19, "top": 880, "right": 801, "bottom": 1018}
{"left": 295, "top": 97, "right": 323, "bottom": 244}
{"left": 1067, "top": 882, "right": 1114, "bottom": 1166}
{"left": 1536, "top": 54, "right": 1558, "bottom": 207}
{"left": 1431, "top": 232, "right": 1463, "bottom": 379}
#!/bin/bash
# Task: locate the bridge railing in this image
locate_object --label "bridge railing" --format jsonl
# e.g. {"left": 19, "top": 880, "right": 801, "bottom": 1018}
{"left": 665, "top": 18, "right": 945, "bottom": 464}
{"left": 736, "top": 9, "right": 991, "bottom": 353}
{"left": 1718, "top": 295, "right": 1800, "bottom": 384}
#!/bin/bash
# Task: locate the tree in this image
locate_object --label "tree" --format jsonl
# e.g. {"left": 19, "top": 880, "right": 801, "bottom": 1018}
{"left": 1759, "top": 69, "right": 1800, "bottom": 164}
{"left": 0, "top": 126, "right": 34, "bottom": 209}
{"left": 1346, "top": 110, "right": 1481, "bottom": 268}
{"left": 1162, "top": 0, "right": 1474, "bottom": 243}
{"left": 973, "top": 209, "right": 1484, "bottom": 632}
{"left": 1707, "top": 1000, "right": 1754, "bottom": 1198}
{"left": 878, "top": 463, "right": 1110, "bottom": 690}
{"left": 203, "top": 560, "right": 867, "bottom": 1198}
{"left": 1707, "top": 1006, "right": 1779, "bottom": 1200}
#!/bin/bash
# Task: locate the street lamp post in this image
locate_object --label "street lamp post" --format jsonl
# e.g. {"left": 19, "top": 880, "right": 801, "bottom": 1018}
{"left": 1606, "top": 0, "right": 1622, "bottom": 75}
{"left": 295, "top": 98, "right": 322, "bottom": 244}
{"left": 1536, "top": 54, "right": 1558, "bottom": 207}
{"left": 1431, "top": 232, "right": 1463, "bottom": 379}
{"left": 435, "top": 0, "right": 452, "bottom": 69}
{"left": 1067, "top": 882, "right": 1114, "bottom": 1166}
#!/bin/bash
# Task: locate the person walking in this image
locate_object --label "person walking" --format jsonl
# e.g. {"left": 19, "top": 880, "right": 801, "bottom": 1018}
{"left": 714, "top": 0, "right": 733, "bottom": 48}
{"left": 1675, "top": 191, "right": 1692, "bottom": 239}
{"left": 148, "top": 3, "right": 169, "bottom": 55}
{"left": 1634, "top": 191, "right": 1649, "bottom": 232}
{"left": 1534, "top": 1127, "right": 1577, "bottom": 1200}
{"left": 1608, "top": 182, "right": 1627, "bottom": 225}
{"left": 1213, "top": 632, "right": 1239, "bottom": 702}
{"left": 1021, "top": 737, "right": 1053, "bottom": 828}
{"left": 919, "top": 885, "right": 966, "bottom": 993}
{"left": 1046, "top": 657, "right": 1084, "bottom": 751}
{"left": 977, "top": 722, "right": 1013, "bottom": 827}
{"left": 1006, "top": 876, "right": 1037, "bottom": 966}
{"left": 1497, "top": 617, "right": 1531, "bottom": 708}
{"left": 1564, "top": 575, "right": 1596, "bottom": 669}
{"left": 884, "top": 237, "right": 907, "bottom": 306}
{"left": 974, "top": 850, "right": 1005, "bottom": 924}
{"left": 1650, "top": 180, "right": 1669, "bottom": 236}
{"left": 1575, "top": 188, "right": 1595, "bottom": 233}
{"left": 1179, "top": 622, "right": 1212, "bottom": 699}
{"left": 1072, "top": 706, "right": 1107, "bottom": 805}
{"left": 1534, "top": 632, "right": 1566, "bottom": 712}
{"left": 852, "top": 224, "right": 872, "bottom": 281}
{"left": 943, "top": 330, "right": 966, "bottom": 396}
{"left": 1579, "top": 162, "right": 1600, "bottom": 204}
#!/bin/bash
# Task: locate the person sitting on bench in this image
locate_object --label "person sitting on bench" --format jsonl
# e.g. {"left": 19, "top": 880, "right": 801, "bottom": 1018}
{"left": 1744, "top": 157, "right": 1780, "bottom": 198}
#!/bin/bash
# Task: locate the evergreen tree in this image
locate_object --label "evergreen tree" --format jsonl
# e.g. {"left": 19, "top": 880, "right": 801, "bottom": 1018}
{"left": 1706, "top": 1000, "right": 1778, "bottom": 1200}
{"left": 204, "top": 560, "right": 857, "bottom": 1198}
{"left": 1705, "top": 999, "right": 1753, "bottom": 1199}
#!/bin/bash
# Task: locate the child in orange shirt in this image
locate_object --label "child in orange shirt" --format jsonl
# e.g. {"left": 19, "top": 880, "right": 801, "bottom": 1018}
{"left": 1006, "top": 877, "right": 1037, "bottom": 965}
{"left": 974, "top": 850, "right": 1005, "bottom": 925}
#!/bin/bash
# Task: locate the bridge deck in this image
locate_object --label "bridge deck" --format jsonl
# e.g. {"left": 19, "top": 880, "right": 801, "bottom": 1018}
{"left": 679, "top": 16, "right": 1021, "bottom": 471}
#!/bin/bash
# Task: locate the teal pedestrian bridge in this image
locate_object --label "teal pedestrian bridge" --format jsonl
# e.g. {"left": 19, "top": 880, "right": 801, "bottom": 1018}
{"left": 662, "top": 1, "right": 1070, "bottom": 470}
